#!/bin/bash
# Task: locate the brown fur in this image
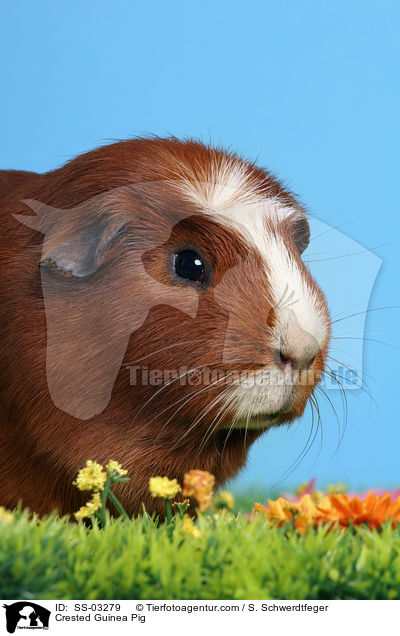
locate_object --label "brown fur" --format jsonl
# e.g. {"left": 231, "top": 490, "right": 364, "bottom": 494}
{"left": 0, "top": 137, "right": 330, "bottom": 518}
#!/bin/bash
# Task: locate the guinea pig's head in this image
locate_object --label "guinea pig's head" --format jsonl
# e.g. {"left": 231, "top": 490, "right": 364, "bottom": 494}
{"left": 19, "top": 137, "right": 330, "bottom": 483}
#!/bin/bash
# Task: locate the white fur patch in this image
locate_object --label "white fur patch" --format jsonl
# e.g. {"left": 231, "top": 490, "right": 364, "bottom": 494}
{"left": 169, "top": 154, "right": 299, "bottom": 228}
{"left": 229, "top": 367, "right": 294, "bottom": 420}
{"left": 263, "top": 235, "right": 328, "bottom": 346}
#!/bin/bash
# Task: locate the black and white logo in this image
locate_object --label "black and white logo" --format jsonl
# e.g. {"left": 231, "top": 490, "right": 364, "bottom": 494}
{"left": 2, "top": 602, "right": 50, "bottom": 633}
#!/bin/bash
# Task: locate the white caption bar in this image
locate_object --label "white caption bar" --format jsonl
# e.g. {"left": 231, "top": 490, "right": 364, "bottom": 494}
{"left": 0, "top": 599, "right": 396, "bottom": 635}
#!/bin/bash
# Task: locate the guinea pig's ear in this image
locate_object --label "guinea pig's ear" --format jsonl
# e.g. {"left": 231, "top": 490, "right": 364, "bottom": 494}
{"left": 39, "top": 215, "right": 129, "bottom": 278}
{"left": 292, "top": 216, "right": 310, "bottom": 254}
{"left": 17, "top": 198, "right": 130, "bottom": 278}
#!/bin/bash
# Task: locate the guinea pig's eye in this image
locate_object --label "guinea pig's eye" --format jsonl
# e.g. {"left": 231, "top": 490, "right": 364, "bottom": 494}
{"left": 174, "top": 250, "right": 206, "bottom": 283}
{"left": 292, "top": 217, "right": 310, "bottom": 254}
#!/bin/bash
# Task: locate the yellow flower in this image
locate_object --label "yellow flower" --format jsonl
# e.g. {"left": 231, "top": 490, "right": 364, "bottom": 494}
{"left": 106, "top": 460, "right": 128, "bottom": 477}
{"left": 182, "top": 470, "right": 215, "bottom": 512}
{"left": 74, "top": 492, "right": 102, "bottom": 520}
{"left": 214, "top": 490, "right": 235, "bottom": 511}
{"left": 73, "top": 460, "right": 107, "bottom": 492}
{"left": 149, "top": 476, "right": 182, "bottom": 499}
{"left": 179, "top": 516, "right": 201, "bottom": 538}
{"left": 0, "top": 506, "right": 13, "bottom": 523}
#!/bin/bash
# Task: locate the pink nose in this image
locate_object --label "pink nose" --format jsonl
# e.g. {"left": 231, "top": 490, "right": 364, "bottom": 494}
{"left": 274, "top": 348, "right": 317, "bottom": 371}
{"left": 273, "top": 308, "right": 320, "bottom": 371}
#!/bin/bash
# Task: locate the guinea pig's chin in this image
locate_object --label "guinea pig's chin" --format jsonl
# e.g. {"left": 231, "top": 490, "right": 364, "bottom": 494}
{"left": 227, "top": 413, "right": 283, "bottom": 431}
{"left": 224, "top": 369, "right": 315, "bottom": 430}
{"left": 226, "top": 402, "right": 306, "bottom": 431}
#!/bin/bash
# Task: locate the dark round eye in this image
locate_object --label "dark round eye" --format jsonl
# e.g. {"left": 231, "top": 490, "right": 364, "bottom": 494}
{"left": 174, "top": 250, "right": 205, "bottom": 282}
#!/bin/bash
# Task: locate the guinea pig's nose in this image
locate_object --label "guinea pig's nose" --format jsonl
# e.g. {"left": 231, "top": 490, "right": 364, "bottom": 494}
{"left": 274, "top": 347, "right": 317, "bottom": 371}
{"left": 273, "top": 307, "right": 320, "bottom": 371}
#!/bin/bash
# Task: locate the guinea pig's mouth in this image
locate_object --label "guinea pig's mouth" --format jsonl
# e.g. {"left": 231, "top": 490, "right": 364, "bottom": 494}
{"left": 222, "top": 411, "right": 283, "bottom": 431}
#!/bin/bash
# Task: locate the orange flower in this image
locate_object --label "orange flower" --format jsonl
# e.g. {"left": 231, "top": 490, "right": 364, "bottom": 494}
{"left": 295, "top": 495, "right": 321, "bottom": 533}
{"left": 316, "top": 492, "right": 400, "bottom": 529}
{"left": 263, "top": 495, "right": 320, "bottom": 534}
{"left": 182, "top": 469, "right": 215, "bottom": 512}
{"left": 267, "top": 497, "right": 295, "bottom": 523}
{"left": 252, "top": 491, "right": 400, "bottom": 533}
{"left": 252, "top": 502, "right": 267, "bottom": 513}
{"left": 253, "top": 495, "right": 318, "bottom": 533}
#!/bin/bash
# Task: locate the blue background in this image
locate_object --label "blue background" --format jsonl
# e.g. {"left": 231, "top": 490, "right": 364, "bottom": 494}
{"left": 1, "top": 1, "right": 399, "bottom": 493}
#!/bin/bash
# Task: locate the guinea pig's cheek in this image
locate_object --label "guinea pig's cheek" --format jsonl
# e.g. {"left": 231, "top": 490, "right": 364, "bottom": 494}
{"left": 213, "top": 252, "right": 270, "bottom": 367}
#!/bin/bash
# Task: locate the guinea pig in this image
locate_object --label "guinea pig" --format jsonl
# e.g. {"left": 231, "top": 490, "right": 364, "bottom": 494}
{"left": 0, "top": 137, "right": 330, "bottom": 518}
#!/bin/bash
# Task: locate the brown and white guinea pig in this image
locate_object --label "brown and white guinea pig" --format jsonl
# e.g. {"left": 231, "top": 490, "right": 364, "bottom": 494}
{"left": 0, "top": 137, "right": 330, "bottom": 518}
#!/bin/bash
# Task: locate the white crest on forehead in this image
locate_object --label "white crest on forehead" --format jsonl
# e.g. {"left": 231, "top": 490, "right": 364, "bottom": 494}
{"left": 167, "top": 153, "right": 302, "bottom": 246}
{"left": 167, "top": 154, "right": 294, "bottom": 213}
{"left": 171, "top": 155, "right": 262, "bottom": 209}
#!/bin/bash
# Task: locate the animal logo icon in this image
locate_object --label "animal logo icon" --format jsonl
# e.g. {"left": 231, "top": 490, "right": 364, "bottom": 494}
{"left": 2, "top": 602, "right": 50, "bottom": 633}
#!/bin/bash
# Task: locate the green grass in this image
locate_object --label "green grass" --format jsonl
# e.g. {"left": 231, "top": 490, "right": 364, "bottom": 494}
{"left": 2, "top": 508, "right": 400, "bottom": 600}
